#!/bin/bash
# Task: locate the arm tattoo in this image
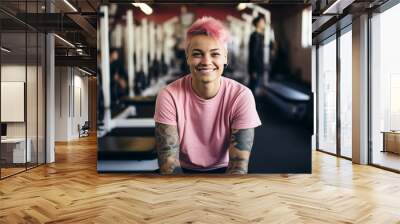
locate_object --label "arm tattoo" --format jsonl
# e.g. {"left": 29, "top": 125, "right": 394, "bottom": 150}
{"left": 230, "top": 129, "right": 254, "bottom": 151}
{"left": 155, "top": 122, "right": 182, "bottom": 174}
{"left": 227, "top": 128, "right": 255, "bottom": 174}
{"left": 227, "top": 156, "right": 249, "bottom": 174}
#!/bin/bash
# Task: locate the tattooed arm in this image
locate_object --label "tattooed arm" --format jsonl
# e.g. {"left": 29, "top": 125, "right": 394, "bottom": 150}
{"left": 226, "top": 128, "right": 255, "bottom": 174}
{"left": 155, "top": 122, "right": 182, "bottom": 174}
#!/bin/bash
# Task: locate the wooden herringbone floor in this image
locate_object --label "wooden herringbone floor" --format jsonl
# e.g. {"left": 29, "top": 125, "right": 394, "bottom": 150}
{"left": 1, "top": 136, "right": 400, "bottom": 224}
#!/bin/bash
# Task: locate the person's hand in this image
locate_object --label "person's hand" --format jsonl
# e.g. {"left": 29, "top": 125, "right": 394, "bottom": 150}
{"left": 113, "top": 74, "right": 119, "bottom": 81}
{"left": 119, "top": 79, "right": 127, "bottom": 90}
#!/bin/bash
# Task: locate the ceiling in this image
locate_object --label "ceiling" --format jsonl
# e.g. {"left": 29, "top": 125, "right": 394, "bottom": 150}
{"left": 311, "top": 0, "right": 389, "bottom": 42}
{"left": 0, "top": 0, "right": 394, "bottom": 71}
{"left": 0, "top": 0, "right": 100, "bottom": 72}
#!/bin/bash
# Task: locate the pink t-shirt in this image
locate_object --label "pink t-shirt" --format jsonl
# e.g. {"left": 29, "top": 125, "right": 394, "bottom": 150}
{"left": 154, "top": 75, "right": 261, "bottom": 170}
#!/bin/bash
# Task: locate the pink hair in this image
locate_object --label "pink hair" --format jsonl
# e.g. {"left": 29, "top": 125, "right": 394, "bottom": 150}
{"left": 185, "top": 16, "right": 231, "bottom": 50}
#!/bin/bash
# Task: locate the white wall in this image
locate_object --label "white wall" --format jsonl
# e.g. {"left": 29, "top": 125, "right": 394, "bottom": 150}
{"left": 72, "top": 72, "right": 89, "bottom": 138}
{"left": 1, "top": 64, "right": 46, "bottom": 164}
{"left": 55, "top": 67, "right": 89, "bottom": 141}
{"left": 312, "top": 46, "right": 316, "bottom": 150}
{"left": 1, "top": 65, "right": 26, "bottom": 139}
{"left": 1, "top": 65, "right": 33, "bottom": 138}
{"left": 55, "top": 66, "right": 69, "bottom": 141}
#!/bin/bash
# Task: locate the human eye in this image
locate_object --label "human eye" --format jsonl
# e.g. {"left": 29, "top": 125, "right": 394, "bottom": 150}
{"left": 211, "top": 52, "right": 221, "bottom": 57}
{"left": 192, "top": 52, "right": 202, "bottom": 57}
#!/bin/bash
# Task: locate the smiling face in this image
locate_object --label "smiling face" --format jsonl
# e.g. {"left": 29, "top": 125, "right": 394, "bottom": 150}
{"left": 186, "top": 35, "right": 228, "bottom": 85}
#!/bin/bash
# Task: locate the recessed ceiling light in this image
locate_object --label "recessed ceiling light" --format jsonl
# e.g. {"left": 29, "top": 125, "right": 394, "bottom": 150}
{"left": 78, "top": 67, "right": 93, "bottom": 76}
{"left": 63, "top": 0, "right": 78, "bottom": 12}
{"left": 322, "top": 0, "right": 353, "bottom": 15}
{"left": 54, "top": 34, "right": 75, "bottom": 48}
{"left": 237, "top": 3, "right": 247, "bottom": 11}
{"left": 1, "top": 47, "right": 11, "bottom": 53}
{"left": 132, "top": 3, "right": 153, "bottom": 15}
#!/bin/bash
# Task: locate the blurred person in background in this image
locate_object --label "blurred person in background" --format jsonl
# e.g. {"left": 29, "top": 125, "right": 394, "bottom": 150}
{"left": 97, "top": 51, "right": 104, "bottom": 123}
{"left": 248, "top": 15, "right": 266, "bottom": 95}
{"left": 109, "top": 48, "right": 128, "bottom": 107}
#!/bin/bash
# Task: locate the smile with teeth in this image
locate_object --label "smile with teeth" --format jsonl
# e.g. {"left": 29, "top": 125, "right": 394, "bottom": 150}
{"left": 196, "top": 67, "right": 217, "bottom": 74}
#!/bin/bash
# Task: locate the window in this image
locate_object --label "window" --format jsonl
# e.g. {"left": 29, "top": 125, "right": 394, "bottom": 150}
{"left": 371, "top": 2, "right": 400, "bottom": 171}
{"left": 317, "top": 36, "right": 337, "bottom": 154}
{"left": 339, "top": 28, "right": 352, "bottom": 158}
{"left": 0, "top": 0, "right": 47, "bottom": 179}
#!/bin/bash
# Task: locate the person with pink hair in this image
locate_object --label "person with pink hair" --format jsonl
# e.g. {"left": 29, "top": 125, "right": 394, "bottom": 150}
{"left": 154, "top": 16, "right": 261, "bottom": 174}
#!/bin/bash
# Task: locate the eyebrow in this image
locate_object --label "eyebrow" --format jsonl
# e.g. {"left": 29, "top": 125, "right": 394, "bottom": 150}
{"left": 192, "top": 48, "right": 221, "bottom": 52}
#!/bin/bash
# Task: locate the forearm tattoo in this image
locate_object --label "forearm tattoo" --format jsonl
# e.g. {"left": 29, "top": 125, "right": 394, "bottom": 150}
{"left": 230, "top": 128, "right": 254, "bottom": 151}
{"left": 227, "top": 156, "right": 249, "bottom": 174}
{"left": 227, "top": 128, "right": 254, "bottom": 174}
{"left": 155, "top": 122, "right": 182, "bottom": 174}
